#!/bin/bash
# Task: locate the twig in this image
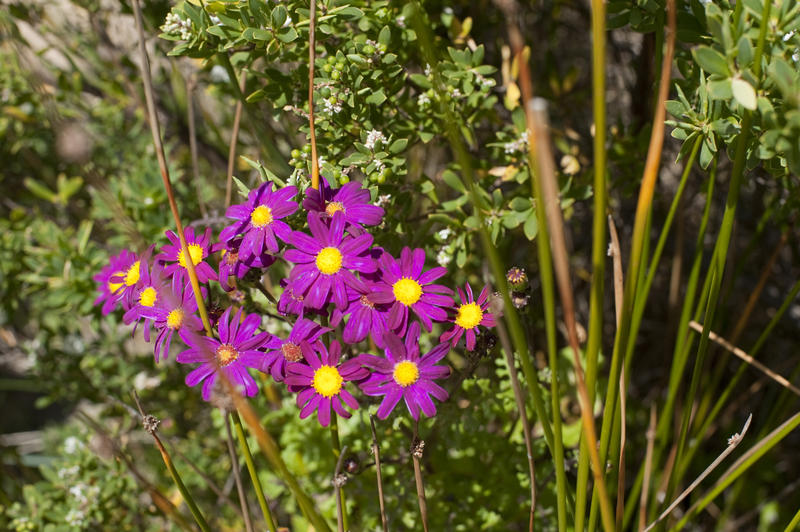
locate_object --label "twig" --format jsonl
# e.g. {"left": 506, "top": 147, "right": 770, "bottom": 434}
{"left": 492, "top": 293, "right": 536, "bottom": 531}
{"left": 608, "top": 215, "right": 624, "bottom": 328}
{"left": 608, "top": 214, "right": 626, "bottom": 528}
{"left": 131, "top": 0, "right": 212, "bottom": 335}
{"left": 308, "top": 0, "right": 319, "bottom": 190}
{"left": 412, "top": 421, "right": 429, "bottom": 532}
{"left": 186, "top": 75, "right": 208, "bottom": 218}
{"left": 638, "top": 405, "right": 657, "bottom": 532}
{"left": 529, "top": 98, "right": 615, "bottom": 532}
{"left": 369, "top": 416, "right": 389, "bottom": 532}
{"left": 131, "top": 391, "right": 212, "bottom": 532}
{"left": 333, "top": 445, "right": 349, "bottom": 532}
{"left": 644, "top": 414, "right": 753, "bottom": 531}
{"left": 224, "top": 413, "right": 254, "bottom": 532}
{"left": 688, "top": 321, "right": 800, "bottom": 396}
{"left": 225, "top": 70, "right": 248, "bottom": 209}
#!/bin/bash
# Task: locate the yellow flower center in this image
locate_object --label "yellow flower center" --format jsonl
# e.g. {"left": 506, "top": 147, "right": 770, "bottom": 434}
{"left": 392, "top": 277, "right": 422, "bottom": 306}
{"left": 250, "top": 205, "right": 274, "bottom": 227}
{"left": 393, "top": 360, "right": 420, "bottom": 387}
{"left": 315, "top": 247, "right": 343, "bottom": 275}
{"left": 325, "top": 201, "right": 345, "bottom": 216}
{"left": 312, "top": 365, "right": 343, "bottom": 398}
{"left": 215, "top": 343, "right": 239, "bottom": 367}
{"left": 107, "top": 271, "right": 123, "bottom": 294}
{"left": 139, "top": 286, "right": 157, "bottom": 307}
{"left": 455, "top": 302, "right": 483, "bottom": 329}
{"left": 178, "top": 244, "right": 204, "bottom": 269}
{"left": 281, "top": 342, "right": 303, "bottom": 362}
{"left": 166, "top": 308, "right": 185, "bottom": 330}
{"left": 124, "top": 261, "right": 140, "bottom": 286}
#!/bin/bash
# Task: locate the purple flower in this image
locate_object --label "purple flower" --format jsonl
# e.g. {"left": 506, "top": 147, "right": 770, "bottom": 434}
{"left": 330, "top": 284, "right": 392, "bottom": 348}
{"left": 177, "top": 307, "right": 273, "bottom": 401}
{"left": 277, "top": 278, "right": 306, "bottom": 316}
{"left": 219, "top": 182, "right": 298, "bottom": 259}
{"left": 123, "top": 261, "right": 168, "bottom": 342}
{"left": 285, "top": 340, "right": 368, "bottom": 426}
{"left": 303, "top": 179, "right": 384, "bottom": 234}
{"left": 260, "top": 318, "right": 330, "bottom": 382}
{"left": 213, "top": 238, "right": 276, "bottom": 292}
{"left": 93, "top": 250, "right": 136, "bottom": 315}
{"left": 371, "top": 247, "right": 453, "bottom": 333}
{"left": 152, "top": 274, "right": 203, "bottom": 362}
{"left": 440, "top": 283, "right": 497, "bottom": 351}
{"left": 156, "top": 227, "right": 218, "bottom": 284}
{"left": 284, "top": 212, "right": 376, "bottom": 309}
{"left": 358, "top": 323, "right": 451, "bottom": 420}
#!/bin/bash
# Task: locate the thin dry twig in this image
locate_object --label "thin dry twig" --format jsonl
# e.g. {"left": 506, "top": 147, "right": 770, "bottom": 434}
{"left": 308, "top": 0, "right": 319, "bottom": 190}
{"left": 225, "top": 70, "right": 248, "bottom": 209}
{"left": 639, "top": 405, "right": 658, "bottom": 532}
{"left": 608, "top": 214, "right": 626, "bottom": 528}
{"left": 644, "top": 414, "right": 753, "bottom": 531}
{"left": 492, "top": 293, "right": 536, "bottom": 531}
{"left": 412, "top": 421, "right": 429, "bottom": 532}
{"left": 529, "top": 98, "right": 615, "bottom": 531}
{"left": 225, "top": 413, "right": 254, "bottom": 532}
{"left": 369, "top": 416, "right": 389, "bottom": 532}
{"left": 333, "top": 445, "right": 349, "bottom": 532}
{"left": 186, "top": 75, "right": 208, "bottom": 218}
{"left": 688, "top": 321, "right": 800, "bottom": 396}
{"left": 608, "top": 215, "right": 624, "bottom": 328}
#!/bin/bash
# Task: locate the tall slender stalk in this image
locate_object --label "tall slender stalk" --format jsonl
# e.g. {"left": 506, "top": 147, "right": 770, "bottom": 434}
{"left": 225, "top": 71, "right": 248, "bottom": 209}
{"left": 232, "top": 412, "right": 278, "bottom": 532}
{"left": 369, "top": 416, "right": 389, "bottom": 532}
{"left": 330, "top": 414, "right": 348, "bottom": 531}
{"left": 308, "top": 0, "right": 319, "bottom": 190}
{"left": 132, "top": 392, "right": 212, "bottom": 532}
{"left": 412, "top": 421, "right": 430, "bottom": 532}
{"left": 224, "top": 413, "right": 255, "bottom": 532}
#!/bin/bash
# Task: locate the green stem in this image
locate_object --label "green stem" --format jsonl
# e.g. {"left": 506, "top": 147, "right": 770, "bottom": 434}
{"left": 157, "top": 435, "right": 212, "bottom": 532}
{"left": 784, "top": 507, "right": 800, "bottom": 532}
{"left": 576, "top": 0, "right": 608, "bottom": 528}
{"left": 331, "top": 414, "right": 348, "bottom": 532}
{"left": 232, "top": 412, "right": 277, "bottom": 532}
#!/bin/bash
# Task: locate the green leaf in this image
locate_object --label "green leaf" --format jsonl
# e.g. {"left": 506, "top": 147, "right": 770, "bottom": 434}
{"left": 388, "top": 139, "right": 408, "bottom": 153}
{"left": 232, "top": 176, "right": 250, "bottom": 199}
{"left": 523, "top": 211, "right": 538, "bottom": 240}
{"left": 707, "top": 78, "right": 733, "bottom": 100}
{"left": 276, "top": 27, "right": 298, "bottom": 43}
{"left": 271, "top": 5, "right": 287, "bottom": 27}
{"left": 693, "top": 46, "right": 730, "bottom": 77}
{"left": 442, "top": 169, "right": 466, "bottom": 192}
{"left": 737, "top": 36, "right": 753, "bottom": 67}
{"left": 24, "top": 178, "right": 56, "bottom": 202}
{"left": 731, "top": 77, "right": 757, "bottom": 110}
{"left": 378, "top": 25, "right": 391, "bottom": 45}
{"left": 365, "top": 90, "right": 387, "bottom": 105}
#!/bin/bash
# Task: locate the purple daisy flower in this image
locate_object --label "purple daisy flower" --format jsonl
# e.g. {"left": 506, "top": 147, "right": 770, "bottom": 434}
{"left": 284, "top": 212, "right": 376, "bottom": 309}
{"left": 285, "top": 340, "right": 369, "bottom": 426}
{"left": 105, "top": 250, "right": 147, "bottom": 312}
{"left": 276, "top": 278, "right": 307, "bottom": 316}
{"left": 156, "top": 227, "right": 218, "bottom": 284}
{"left": 330, "top": 283, "right": 392, "bottom": 348}
{"left": 93, "top": 250, "right": 136, "bottom": 315}
{"left": 219, "top": 181, "right": 298, "bottom": 259}
{"left": 371, "top": 247, "right": 454, "bottom": 333}
{"left": 123, "top": 261, "right": 168, "bottom": 342}
{"left": 213, "top": 238, "right": 276, "bottom": 292}
{"left": 177, "top": 307, "right": 272, "bottom": 401}
{"left": 440, "top": 283, "right": 497, "bottom": 351}
{"left": 260, "top": 318, "right": 330, "bottom": 381}
{"left": 152, "top": 274, "right": 203, "bottom": 362}
{"left": 303, "top": 178, "right": 385, "bottom": 234}
{"left": 358, "top": 323, "right": 451, "bottom": 420}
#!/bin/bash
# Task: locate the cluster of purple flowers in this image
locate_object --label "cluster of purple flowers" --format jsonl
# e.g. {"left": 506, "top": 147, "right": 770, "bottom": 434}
{"left": 94, "top": 180, "right": 496, "bottom": 425}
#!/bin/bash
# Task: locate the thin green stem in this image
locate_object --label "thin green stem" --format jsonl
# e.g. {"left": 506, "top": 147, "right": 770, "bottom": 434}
{"left": 784, "top": 507, "right": 800, "bottom": 532}
{"left": 232, "top": 412, "right": 277, "bottom": 532}
{"left": 330, "top": 414, "right": 348, "bottom": 531}
{"left": 576, "top": 0, "right": 608, "bottom": 528}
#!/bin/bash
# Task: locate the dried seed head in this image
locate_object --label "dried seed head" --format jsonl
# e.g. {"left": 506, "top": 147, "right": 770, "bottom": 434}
{"left": 142, "top": 414, "right": 160, "bottom": 434}
{"left": 344, "top": 455, "right": 360, "bottom": 474}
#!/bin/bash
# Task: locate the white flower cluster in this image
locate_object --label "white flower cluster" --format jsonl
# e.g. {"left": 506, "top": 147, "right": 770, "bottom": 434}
{"left": 437, "top": 228, "right": 452, "bottom": 240}
{"left": 323, "top": 99, "right": 343, "bottom": 114}
{"left": 376, "top": 194, "right": 392, "bottom": 207}
{"left": 417, "top": 92, "right": 431, "bottom": 107}
{"left": 58, "top": 465, "right": 80, "bottom": 479}
{"left": 396, "top": 16, "right": 406, "bottom": 28}
{"left": 161, "top": 12, "right": 193, "bottom": 40}
{"left": 65, "top": 509, "right": 86, "bottom": 527}
{"left": 436, "top": 248, "right": 452, "bottom": 267}
{"left": 504, "top": 133, "right": 529, "bottom": 155}
{"left": 364, "top": 129, "right": 387, "bottom": 150}
{"left": 63, "top": 436, "right": 83, "bottom": 454}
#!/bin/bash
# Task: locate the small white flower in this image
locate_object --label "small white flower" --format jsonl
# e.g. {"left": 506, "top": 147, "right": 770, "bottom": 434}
{"left": 396, "top": 15, "right": 406, "bottom": 28}
{"left": 65, "top": 509, "right": 86, "bottom": 527}
{"left": 436, "top": 248, "right": 452, "bottom": 267}
{"left": 503, "top": 133, "right": 529, "bottom": 155}
{"left": 437, "top": 228, "right": 452, "bottom": 240}
{"left": 364, "top": 129, "right": 387, "bottom": 150}
{"left": 450, "top": 88, "right": 462, "bottom": 99}
{"left": 417, "top": 92, "right": 431, "bottom": 107}
{"left": 58, "top": 465, "right": 80, "bottom": 479}
{"left": 424, "top": 63, "right": 432, "bottom": 77}
{"left": 133, "top": 371, "right": 161, "bottom": 391}
{"left": 161, "top": 12, "right": 193, "bottom": 40}
{"left": 70, "top": 484, "right": 88, "bottom": 505}
{"left": 376, "top": 194, "right": 391, "bottom": 207}
{"left": 209, "top": 14, "right": 222, "bottom": 26}
{"left": 64, "top": 436, "right": 82, "bottom": 455}
{"left": 323, "top": 99, "right": 342, "bottom": 114}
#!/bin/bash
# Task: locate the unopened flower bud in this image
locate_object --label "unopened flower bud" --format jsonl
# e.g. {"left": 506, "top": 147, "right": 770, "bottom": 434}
{"left": 506, "top": 267, "right": 528, "bottom": 289}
